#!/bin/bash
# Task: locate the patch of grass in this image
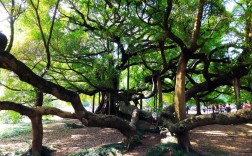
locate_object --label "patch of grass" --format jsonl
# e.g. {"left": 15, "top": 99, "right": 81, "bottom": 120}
{"left": 68, "top": 143, "right": 126, "bottom": 156}
{"left": 0, "top": 125, "right": 31, "bottom": 138}
{"left": 64, "top": 123, "right": 84, "bottom": 129}
{"left": 146, "top": 143, "right": 206, "bottom": 156}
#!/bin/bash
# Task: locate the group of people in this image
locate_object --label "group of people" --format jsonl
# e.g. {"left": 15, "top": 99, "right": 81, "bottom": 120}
{"left": 216, "top": 104, "right": 231, "bottom": 113}
{"left": 202, "top": 104, "right": 232, "bottom": 113}
{"left": 203, "top": 103, "right": 251, "bottom": 113}
{"left": 186, "top": 102, "right": 251, "bottom": 115}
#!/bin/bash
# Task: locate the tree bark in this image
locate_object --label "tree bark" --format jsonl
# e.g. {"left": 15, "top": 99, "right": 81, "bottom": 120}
{"left": 234, "top": 77, "right": 242, "bottom": 109}
{"left": 194, "top": 95, "right": 202, "bottom": 115}
{"left": 92, "top": 94, "right": 95, "bottom": 113}
{"left": 164, "top": 109, "right": 252, "bottom": 134}
{"left": 0, "top": 102, "right": 135, "bottom": 140}
{"left": 157, "top": 75, "right": 163, "bottom": 109}
{"left": 30, "top": 115, "right": 43, "bottom": 156}
{"left": 174, "top": 53, "right": 190, "bottom": 152}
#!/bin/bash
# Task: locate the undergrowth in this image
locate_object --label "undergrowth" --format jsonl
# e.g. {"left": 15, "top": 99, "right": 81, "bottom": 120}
{"left": 68, "top": 143, "right": 126, "bottom": 156}
{"left": 64, "top": 123, "right": 84, "bottom": 129}
{"left": 146, "top": 143, "right": 203, "bottom": 156}
{"left": 145, "top": 143, "right": 229, "bottom": 156}
{"left": 0, "top": 124, "right": 31, "bottom": 138}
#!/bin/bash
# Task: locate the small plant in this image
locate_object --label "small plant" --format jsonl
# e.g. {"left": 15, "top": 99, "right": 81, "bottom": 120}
{"left": 64, "top": 123, "right": 84, "bottom": 129}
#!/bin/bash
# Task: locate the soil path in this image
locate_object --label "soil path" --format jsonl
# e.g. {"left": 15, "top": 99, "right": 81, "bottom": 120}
{"left": 0, "top": 119, "right": 251, "bottom": 156}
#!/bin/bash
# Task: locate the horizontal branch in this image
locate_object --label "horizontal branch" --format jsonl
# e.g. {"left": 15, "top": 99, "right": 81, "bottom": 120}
{"left": 35, "top": 106, "right": 77, "bottom": 119}
{"left": 0, "top": 101, "right": 36, "bottom": 117}
{"left": 0, "top": 101, "right": 77, "bottom": 119}
{"left": 164, "top": 109, "right": 252, "bottom": 134}
{"left": 0, "top": 101, "right": 136, "bottom": 138}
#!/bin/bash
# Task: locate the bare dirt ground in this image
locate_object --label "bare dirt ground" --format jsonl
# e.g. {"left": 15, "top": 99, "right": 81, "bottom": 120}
{"left": 0, "top": 119, "right": 252, "bottom": 156}
{"left": 190, "top": 122, "right": 252, "bottom": 156}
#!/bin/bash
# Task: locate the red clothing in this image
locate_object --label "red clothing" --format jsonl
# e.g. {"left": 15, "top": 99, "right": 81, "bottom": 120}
{"left": 244, "top": 103, "right": 251, "bottom": 109}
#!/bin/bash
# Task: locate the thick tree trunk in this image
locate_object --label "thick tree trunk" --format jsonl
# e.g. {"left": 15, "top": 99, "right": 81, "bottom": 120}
{"left": 174, "top": 54, "right": 187, "bottom": 121}
{"left": 30, "top": 115, "right": 43, "bottom": 156}
{"left": 174, "top": 53, "right": 190, "bottom": 152}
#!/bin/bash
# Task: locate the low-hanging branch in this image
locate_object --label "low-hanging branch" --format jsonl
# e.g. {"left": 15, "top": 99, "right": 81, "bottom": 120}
{"left": 0, "top": 101, "right": 78, "bottom": 119}
{"left": 0, "top": 101, "right": 138, "bottom": 138}
{"left": 164, "top": 109, "right": 252, "bottom": 134}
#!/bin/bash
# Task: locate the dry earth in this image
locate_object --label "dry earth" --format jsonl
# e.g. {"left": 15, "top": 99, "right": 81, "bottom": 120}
{"left": 190, "top": 122, "right": 252, "bottom": 156}
{"left": 0, "top": 119, "right": 252, "bottom": 156}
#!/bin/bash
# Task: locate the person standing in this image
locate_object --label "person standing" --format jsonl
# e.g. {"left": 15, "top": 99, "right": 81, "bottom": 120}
{"left": 226, "top": 104, "right": 231, "bottom": 112}
{"left": 186, "top": 105, "right": 190, "bottom": 114}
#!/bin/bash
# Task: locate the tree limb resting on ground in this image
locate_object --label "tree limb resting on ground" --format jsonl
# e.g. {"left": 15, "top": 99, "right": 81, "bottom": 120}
{"left": 162, "top": 109, "right": 252, "bottom": 134}
{"left": 0, "top": 101, "right": 136, "bottom": 138}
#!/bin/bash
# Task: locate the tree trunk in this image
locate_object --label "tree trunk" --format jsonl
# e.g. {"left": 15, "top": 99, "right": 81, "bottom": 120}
{"left": 35, "top": 90, "right": 43, "bottom": 107}
{"left": 95, "top": 92, "right": 108, "bottom": 114}
{"left": 95, "top": 92, "right": 117, "bottom": 115}
{"left": 234, "top": 78, "right": 242, "bottom": 110}
{"left": 194, "top": 95, "right": 202, "bottom": 115}
{"left": 92, "top": 94, "right": 95, "bottom": 113}
{"left": 157, "top": 75, "right": 163, "bottom": 109}
{"left": 109, "top": 93, "right": 117, "bottom": 115}
{"left": 174, "top": 53, "right": 190, "bottom": 152}
{"left": 29, "top": 89, "right": 44, "bottom": 155}
{"left": 30, "top": 115, "right": 43, "bottom": 156}
{"left": 140, "top": 93, "right": 143, "bottom": 110}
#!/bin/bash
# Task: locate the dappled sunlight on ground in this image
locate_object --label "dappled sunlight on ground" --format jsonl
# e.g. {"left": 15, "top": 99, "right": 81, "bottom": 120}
{"left": 41, "top": 120, "right": 125, "bottom": 155}
{"left": 123, "top": 133, "right": 162, "bottom": 156}
{"left": 246, "top": 123, "right": 252, "bottom": 127}
{"left": 193, "top": 130, "right": 228, "bottom": 136}
{"left": 0, "top": 119, "right": 126, "bottom": 155}
{"left": 190, "top": 123, "right": 252, "bottom": 155}
{"left": 1, "top": 119, "right": 252, "bottom": 155}
{"left": 70, "top": 134, "right": 85, "bottom": 139}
